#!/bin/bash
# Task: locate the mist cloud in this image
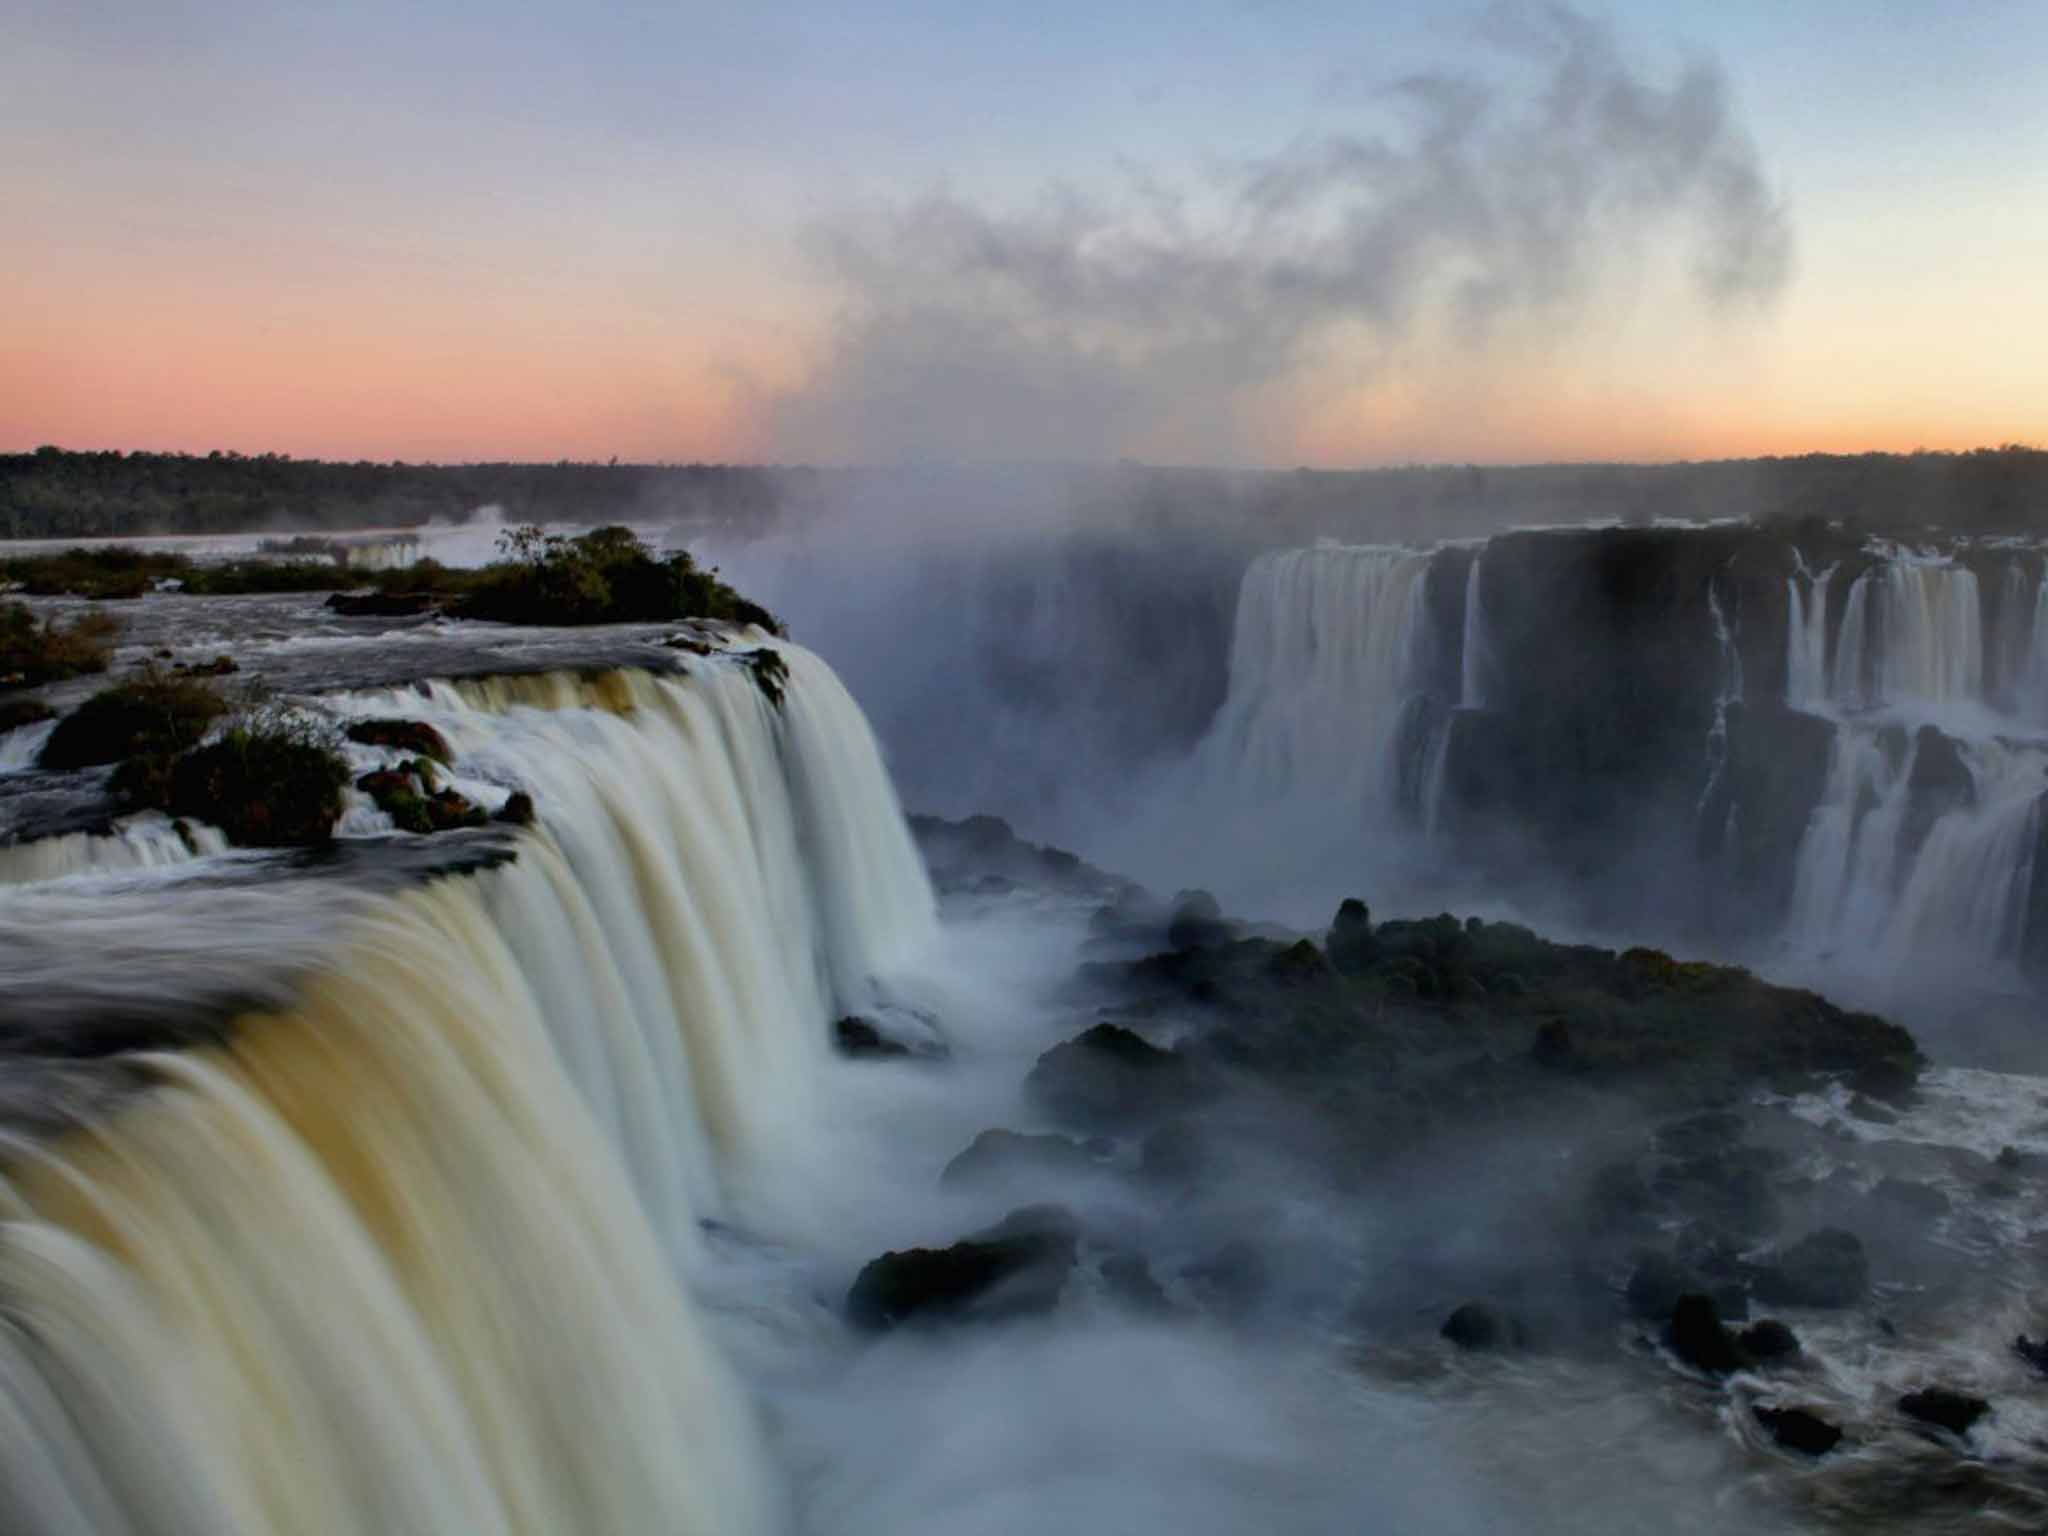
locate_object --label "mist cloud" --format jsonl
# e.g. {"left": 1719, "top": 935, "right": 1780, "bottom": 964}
{"left": 771, "top": 4, "right": 1792, "bottom": 465}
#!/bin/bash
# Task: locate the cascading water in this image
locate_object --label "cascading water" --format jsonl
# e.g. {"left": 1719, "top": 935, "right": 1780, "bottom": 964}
{"left": 1783, "top": 550, "right": 2048, "bottom": 974}
{"left": 1193, "top": 544, "right": 1435, "bottom": 822}
{"left": 0, "top": 644, "right": 937, "bottom": 1535}
{"left": 1784, "top": 562, "right": 1832, "bottom": 710}
{"left": 1458, "top": 552, "right": 1487, "bottom": 710}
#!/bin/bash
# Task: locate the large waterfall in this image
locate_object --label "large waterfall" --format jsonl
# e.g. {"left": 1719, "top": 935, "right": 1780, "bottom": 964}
{"left": 1192, "top": 544, "right": 1436, "bottom": 826}
{"left": 1782, "top": 551, "right": 2048, "bottom": 974}
{"left": 0, "top": 644, "right": 937, "bottom": 1534}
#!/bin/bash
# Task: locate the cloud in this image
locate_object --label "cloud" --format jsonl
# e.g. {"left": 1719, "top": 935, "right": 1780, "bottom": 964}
{"left": 768, "top": 3, "right": 1791, "bottom": 466}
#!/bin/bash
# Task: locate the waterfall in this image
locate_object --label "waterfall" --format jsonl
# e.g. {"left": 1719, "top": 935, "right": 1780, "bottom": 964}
{"left": 1458, "top": 553, "right": 1487, "bottom": 710}
{"left": 2023, "top": 570, "right": 2048, "bottom": 725}
{"left": 1877, "top": 560, "right": 1982, "bottom": 707}
{"left": 0, "top": 719, "right": 55, "bottom": 773}
{"left": 1696, "top": 581, "right": 1744, "bottom": 833}
{"left": 1829, "top": 571, "right": 1873, "bottom": 708}
{"left": 1784, "top": 565, "right": 1832, "bottom": 709}
{"left": 0, "top": 646, "right": 936, "bottom": 1535}
{"left": 1194, "top": 545, "right": 1435, "bottom": 825}
{"left": 0, "top": 815, "right": 230, "bottom": 886}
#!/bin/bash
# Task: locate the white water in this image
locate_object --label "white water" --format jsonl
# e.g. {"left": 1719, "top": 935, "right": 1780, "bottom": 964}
{"left": 1458, "top": 553, "right": 1487, "bottom": 710}
{"left": 0, "top": 645, "right": 937, "bottom": 1535}
{"left": 1783, "top": 550, "right": 2048, "bottom": 975}
{"left": 1194, "top": 545, "right": 1434, "bottom": 824}
{"left": 0, "top": 814, "right": 229, "bottom": 886}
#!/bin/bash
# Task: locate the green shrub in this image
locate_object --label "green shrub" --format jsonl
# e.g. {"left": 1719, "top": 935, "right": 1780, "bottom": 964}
{"left": 38, "top": 668, "right": 226, "bottom": 770}
{"left": 450, "top": 525, "right": 784, "bottom": 630}
{"left": 0, "top": 602, "right": 120, "bottom": 690}
{"left": 168, "top": 712, "right": 350, "bottom": 846}
{"left": 0, "top": 546, "right": 186, "bottom": 599}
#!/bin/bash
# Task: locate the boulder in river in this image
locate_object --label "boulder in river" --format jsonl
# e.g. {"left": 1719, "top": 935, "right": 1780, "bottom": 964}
{"left": 1666, "top": 1293, "right": 1748, "bottom": 1375}
{"left": 941, "top": 1129, "right": 1099, "bottom": 1188}
{"left": 1897, "top": 1387, "right": 1989, "bottom": 1437}
{"left": 1754, "top": 1406, "right": 1842, "bottom": 1456}
{"left": 1027, "top": 1022, "right": 1193, "bottom": 1126}
{"left": 846, "top": 1205, "right": 1080, "bottom": 1332}
{"left": 1441, "top": 1301, "right": 1527, "bottom": 1352}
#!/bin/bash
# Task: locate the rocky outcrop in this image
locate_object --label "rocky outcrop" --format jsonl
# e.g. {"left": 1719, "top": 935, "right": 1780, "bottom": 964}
{"left": 846, "top": 1205, "right": 1080, "bottom": 1332}
{"left": 1897, "top": 1387, "right": 1989, "bottom": 1437}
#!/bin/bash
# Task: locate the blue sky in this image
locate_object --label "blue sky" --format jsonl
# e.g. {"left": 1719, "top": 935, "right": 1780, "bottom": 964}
{"left": 5, "top": 1, "right": 2043, "bottom": 462}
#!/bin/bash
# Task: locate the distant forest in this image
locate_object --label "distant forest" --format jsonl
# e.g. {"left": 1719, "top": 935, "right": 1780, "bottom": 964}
{"left": 0, "top": 448, "right": 790, "bottom": 540}
{"left": 2, "top": 444, "right": 2043, "bottom": 544}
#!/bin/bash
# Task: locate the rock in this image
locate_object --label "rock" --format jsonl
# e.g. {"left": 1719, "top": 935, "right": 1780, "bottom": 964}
{"left": 1996, "top": 1145, "right": 2024, "bottom": 1171}
{"left": 173, "top": 654, "right": 238, "bottom": 677}
{"left": 1026, "top": 1023, "right": 1192, "bottom": 1126}
{"left": 1441, "top": 1301, "right": 1527, "bottom": 1352}
{"left": 834, "top": 1016, "right": 911, "bottom": 1059}
{"left": 1166, "top": 889, "right": 1230, "bottom": 950}
{"left": 1847, "top": 1094, "right": 1898, "bottom": 1125}
{"left": 326, "top": 590, "right": 436, "bottom": 617}
{"left": 424, "top": 789, "right": 486, "bottom": 831}
{"left": 1667, "top": 1293, "right": 1749, "bottom": 1375}
{"left": 493, "top": 790, "right": 536, "bottom": 826}
{"left": 344, "top": 718, "right": 453, "bottom": 764}
{"left": 845, "top": 1205, "right": 1080, "bottom": 1331}
{"left": 1102, "top": 1253, "right": 1169, "bottom": 1314}
{"left": 1897, "top": 1387, "right": 1989, "bottom": 1437}
{"left": 1327, "top": 898, "right": 1378, "bottom": 973}
{"left": 1752, "top": 1228, "right": 1869, "bottom": 1309}
{"left": 2013, "top": 1335, "right": 2048, "bottom": 1376}
{"left": 941, "top": 1129, "right": 1098, "bottom": 1187}
{"left": 1739, "top": 1319, "right": 1801, "bottom": 1362}
{"left": 1755, "top": 1406, "right": 1842, "bottom": 1456}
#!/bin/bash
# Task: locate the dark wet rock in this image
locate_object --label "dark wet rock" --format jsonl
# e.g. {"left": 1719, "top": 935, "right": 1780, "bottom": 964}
{"left": 326, "top": 590, "right": 436, "bottom": 617}
{"left": 1897, "top": 1387, "right": 1989, "bottom": 1437}
{"left": 1181, "top": 1239, "right": 1268, "bottom": 1319}
{"left": 741, "top": 646, "right": 787, "bottom": 707}
{"left": 1166, "top": 889, "right": 1231, "bottom": 950}
{"left": 941, "top": 1129, "right": 1098, "bottom": 1188}
{"left": 1027, "top": 1023, "right": 1192, "bottom": 1126}
{"left": 846, "top": 1205, "right": 1080, "bottom": 1332}
{"left": 833, "top": 1016, "right": 911, "bottom": 1059}
{"left": 1102, "top": 1253, "right": 1169, "bottom": 1313}
{"left": 908, "top": 813, "right": 1139, "bottom": 902}
{"left": 173, "top": 655, "right": 238, "bottom": 677}
{"left": 1847, "top": 1054, "right": 1920, "bottom": 1108}
{"left": 2013, "top": 1335, "right": 2048, "bottom": 1376}
{"left": 1327, "top": 898, "right": 1377, "bottom": 973}
{"left": 1755, "top": 1406, "right": 1842, "bottom": 1456}
{"left": 343, "top": 718, "right": 453, "bottom": 764}
{"left": 1753, "top": 1228, "right": 1869, "bottom": 1309}
{"left": 1996, "top": 1145, "right": 2024, "bottom": 1171}
{"left": 1441, "top": 1301, "right": 1527, "bottom": 1352}
{"left": 1902, "top": 724, "right": 1975, "bottom": 854}
{"left": 493, "top": 790, "right": 536, "bottom": 826}
{"left": 1740, "top": 1319, "right": 1802, "bottom": 1362}
{"left": 1872, "top": 1177, "right": 1950, "bottom": 1220}
{"left": 1667, "top": 1293, "right": 1749, "bottom": 1375}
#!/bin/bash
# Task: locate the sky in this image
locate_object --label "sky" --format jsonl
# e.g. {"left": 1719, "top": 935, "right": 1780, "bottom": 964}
{"left": 2, "top": 0, "right": 2044, "bottom": 467}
